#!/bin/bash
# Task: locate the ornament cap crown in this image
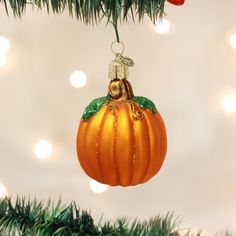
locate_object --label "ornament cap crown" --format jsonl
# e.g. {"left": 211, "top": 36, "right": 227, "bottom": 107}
{"left": 108, "top": 53, "right": 134, "bottom": 80}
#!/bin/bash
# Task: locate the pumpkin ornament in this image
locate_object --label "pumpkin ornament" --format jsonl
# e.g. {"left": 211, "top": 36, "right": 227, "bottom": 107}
{"left": 77, "top": 45, "right": 167, "bottom": 187}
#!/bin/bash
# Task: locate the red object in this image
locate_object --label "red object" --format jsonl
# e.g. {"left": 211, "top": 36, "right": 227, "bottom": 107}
{"left": 167, "top": 0, "right": 185, "bottom": 6}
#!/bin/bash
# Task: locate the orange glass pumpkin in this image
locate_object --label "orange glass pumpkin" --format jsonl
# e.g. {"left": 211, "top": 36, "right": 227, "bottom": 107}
{"left": 77, "top": 54, "right": 167, "bottom": 186}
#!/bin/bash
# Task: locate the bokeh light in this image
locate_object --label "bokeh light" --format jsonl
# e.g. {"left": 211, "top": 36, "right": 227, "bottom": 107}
{"left": 0, "top": 183, "right": 7, "bottom": 198}
{"left": 89, "top": 179, "right": 108, "bottom": 194}
{"left": 154, "top": 19, "right": 170, "bottom": 34}
{"left": 34, "top": 140, "right": 53, "bottom": 159}
{"left": 222, "top": 95, "right": 236, "bottom": 113}
{"left": 69, "top": 70, "right": 87, "bottom": 88}
{"left": 0, "top": 36, "right": 10, "bottom": 54}
{"left": 230, "top": 33, "right": 236, "bottom": 49}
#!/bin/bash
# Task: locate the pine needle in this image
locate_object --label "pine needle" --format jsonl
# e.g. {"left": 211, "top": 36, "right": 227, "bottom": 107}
{"left": 0, "top": 196, "right": 178, "bottom": 236}
{"left": 0, "top": 197, "right": 232, "bottom": 236}
{"left": 0, "top": 0, "right": 166, "bottom": 24}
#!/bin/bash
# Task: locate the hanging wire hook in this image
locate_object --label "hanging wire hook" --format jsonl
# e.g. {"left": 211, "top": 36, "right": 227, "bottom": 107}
{"left": 111, "top": 41, "right": 125, "bottom": 55}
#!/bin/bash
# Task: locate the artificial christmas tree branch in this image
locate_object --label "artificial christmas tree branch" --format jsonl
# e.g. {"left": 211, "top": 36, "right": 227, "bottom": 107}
{"left": 0, "top": 196, "right": 180, "bottom": 236}
{"left": 0, "top": 0, "right": 166, "bottom": 42}
{"left": 0, "top": 0, "right": 166, "bottom": 23}
{"left": 0, "top": 197, "right": 231, "bottom": 236}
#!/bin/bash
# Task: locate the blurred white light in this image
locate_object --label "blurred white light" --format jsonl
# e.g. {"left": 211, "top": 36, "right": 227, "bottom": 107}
{"left": 0, "top": 36, "right": 10, "bottom": 54}
{"left": 34, "top": 140, "right": 52, "bottom": 159}
{"left": 222, "top": 96, "right": 236, "bottom": 112}
{"left": 89, "top": 179, "right": 108, "bottom": 194}
{"left": 154, "top": 19, "right": 170, "bottom": 34}
{"left": 0, "top": 183, "right": 7, "bottom": 198}
{"left": 0, "top": 53, "right": 6, "bottom": 66}
{"left": 69, "top": 70, "right": 87, "bottom": 88}
{"left": 230, "top": 33, "right": 236, "bottom": 49}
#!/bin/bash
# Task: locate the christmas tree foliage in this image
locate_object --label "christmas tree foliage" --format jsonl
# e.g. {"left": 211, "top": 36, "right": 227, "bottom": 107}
{"left": 0, "top": 0, "right": 165, "bottom": 22}
{"left": 0, "top": 197, "right": 178, "bottom": 236}
{"left": 0, "top": 197, "right": 231, "bottom": 236}
{"left": 0, "top": 0, "right": 166, "bottom": 41}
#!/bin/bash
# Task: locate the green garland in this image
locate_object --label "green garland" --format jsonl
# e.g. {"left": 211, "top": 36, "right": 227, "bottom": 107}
{"left": 0, "top": 197, "right": 179, "bottom": 236}
{"left": 0, "top": 197, "right": 231, "bottom": 236}
{"left": 0, "top": 0, "right": 165, "bottom": 22}
{"left": 0, "top": 0, "right": 166, "bottom": 41}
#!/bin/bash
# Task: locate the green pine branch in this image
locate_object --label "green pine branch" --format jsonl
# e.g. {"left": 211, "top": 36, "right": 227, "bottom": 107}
{"left": 0, "top": 196, "right": 179, "bottom": 236}
{"left": 0, "top": 0, "right": 166, "bottom": 41}
{"left": 0, "top": 197, "right": 231, "bottom": 236}
{"left": 0, "top": 0, "right": 166, "bottom": 23}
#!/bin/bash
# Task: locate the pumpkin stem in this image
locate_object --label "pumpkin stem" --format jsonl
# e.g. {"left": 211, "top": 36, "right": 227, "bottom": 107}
{"left": 109, "top": 78, "right": 134, "bottom": 101}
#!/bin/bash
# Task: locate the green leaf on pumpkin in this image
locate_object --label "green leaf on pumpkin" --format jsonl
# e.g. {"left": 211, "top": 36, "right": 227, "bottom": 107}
{"left": 82, "top": 96, "right": 110, "bottom": 121}
{"left": 132, "top": 96, "right": 158, "bottom": 113}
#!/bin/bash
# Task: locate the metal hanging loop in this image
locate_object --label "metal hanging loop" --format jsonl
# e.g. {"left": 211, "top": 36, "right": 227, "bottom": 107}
{"left": 111, "top": 41, "right": 125, "bottom": 55}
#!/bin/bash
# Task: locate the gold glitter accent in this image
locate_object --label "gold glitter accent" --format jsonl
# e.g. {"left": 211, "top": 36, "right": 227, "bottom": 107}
{"left": 112, "top": 106, "right": 120, "bottom": 184}
{"left": 141, "top": 113, "right": 151, "bottom": 182}
{"left": 129, "top": 113, "right": 136, "bottom": 185}
{"left": 129, "top": 103, "right": 144, "bottom": 120}
{"left": 106, "top": 100, "right": 118, "bottom": 114}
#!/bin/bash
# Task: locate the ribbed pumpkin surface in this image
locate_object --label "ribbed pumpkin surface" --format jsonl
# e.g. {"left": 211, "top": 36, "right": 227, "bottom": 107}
{"left": 77, "top": 99, "right": 167, "bottom": 187}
